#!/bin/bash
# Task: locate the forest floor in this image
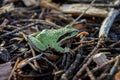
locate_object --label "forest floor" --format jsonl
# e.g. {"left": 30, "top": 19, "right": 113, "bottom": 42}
{"left": 0, "top": 0, "right": 120, "bottom": 80}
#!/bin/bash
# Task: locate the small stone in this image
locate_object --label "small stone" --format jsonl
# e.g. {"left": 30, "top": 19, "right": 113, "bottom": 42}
{"left": 93, "top": 52, "right": 108, "bottom": 66}
{"left": 22, "top": 0, "right": 39, "bottom": 6}
{"left": 0, "top": 47, "right": 11, "bottom": 62}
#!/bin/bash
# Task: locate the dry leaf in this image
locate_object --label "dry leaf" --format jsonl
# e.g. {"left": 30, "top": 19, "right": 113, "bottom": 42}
{"left": 76, "top": 31, "right": 89, "bottom": 38}
{"left": 114, "top": 71, "right": 120, "bottom": 80}
{"left": 0, "top": 3, "right": 14, "bottom": 15}
{"left": 16, "top": 59, "right": 28, "bottom": 69}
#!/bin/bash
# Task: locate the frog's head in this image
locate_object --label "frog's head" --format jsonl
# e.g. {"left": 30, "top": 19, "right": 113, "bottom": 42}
{"left": 66, "top": 24, "right": 79, "bottom": 30}
{"left": 64, "top": 25, "right": 78, "bottom": 36}
{"left": 66, "top": 25, "right": 73, "bottom": 29}
{"left": 65, "top": 25, "right": 78, "bottom": 32}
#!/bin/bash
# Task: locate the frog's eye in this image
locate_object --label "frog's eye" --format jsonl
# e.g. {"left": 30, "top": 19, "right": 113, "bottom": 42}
{"left": 71, "top": 31, "right": 78, "bottom": 36}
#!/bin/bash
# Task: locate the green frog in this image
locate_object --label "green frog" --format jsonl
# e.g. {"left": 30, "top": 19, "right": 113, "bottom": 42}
{"left": 28, "top": 25, "right": 78, "bottom": 52}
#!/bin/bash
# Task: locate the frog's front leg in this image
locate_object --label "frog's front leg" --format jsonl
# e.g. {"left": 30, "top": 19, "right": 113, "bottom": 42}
{"left": 28, "top": 35, "right": 47, "bottom": 51}
{"left": 58, "top": 31, "right": 78, "bottom": 46}
{"left": 51, "top": 43, "right": 64, "bottom": 52}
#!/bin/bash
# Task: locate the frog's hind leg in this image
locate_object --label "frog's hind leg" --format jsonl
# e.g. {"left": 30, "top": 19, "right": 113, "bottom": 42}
{"left": 28, "top": 35, "right": 46, "bottom": 51}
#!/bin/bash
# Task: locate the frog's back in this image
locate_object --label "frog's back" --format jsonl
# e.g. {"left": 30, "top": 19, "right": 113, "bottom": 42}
{"left": 35, "top": 29, "right": 56, "bottom": 45}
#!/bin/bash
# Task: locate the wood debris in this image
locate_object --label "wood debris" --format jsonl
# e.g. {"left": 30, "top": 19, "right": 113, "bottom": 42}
{"left": 60, "top": 4, "right": 108, "bottom": 17}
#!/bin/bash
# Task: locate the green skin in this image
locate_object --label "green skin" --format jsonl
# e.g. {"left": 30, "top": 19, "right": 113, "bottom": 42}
{"left": 28, "top": 25, "right": 78, "bottom": 52}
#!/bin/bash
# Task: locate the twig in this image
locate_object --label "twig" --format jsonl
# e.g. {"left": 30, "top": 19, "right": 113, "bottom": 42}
{"left": 106, "top": 57, "right": 119, "bottom": 80}
{"left": 10, "top": 50, "right": 29, "bottom": 61}
{"left": 0, "top": 22, "right": 39, "bottom": 39}
{"left": 99, "top": 0, "right": 120, "bottom": 38}
{"left": 86, "top": 67, "right": 96, "bottom": 80}
{"left": 29, "top": 43, "right": 40, "bottom": 70}
{"left": 0, "top": 20, "right": 61, "bottom": 39}
{"left": 109, "top": 40, "right": 120, "bottom": 48}
{"left": 73, "top": 38, "right": 103, "bottom": 80}
{"left": 10, "top": 19, "right": 61, "bottom": 28}
{"left": 83, "top": 55, "right": 120, "bottom": 78}
{"left": 19, "top": 53, "right": 43, "bottom": 68}
{"left": 92, "top": 4, "right": 120, "bottom": 9}
{"left": 0, "top": 3, "right": 14, "bottom": 15}
{"left": 71, "top": 0, "right": 96, "bottom": 25}
{"left": 28, "top": 62, "right": 38, "bottom": 71}
{"left": 73, "top": 40, "right": 95, "bottom": 44}
{"left": 64, "top": 54, "right": 71, "bottom": 70}
{"left": 18, "top": 72, "right": 52, "bottom": 77}
{"left": 61, "top": 53, "right": 81, "bottom": 80}
{"left": 73, "top": 42, "right": 96, "bottom": 52}
{"left": 61, "top": 54, "right": 67, "bottom": 68}
{"left": 41, "top": 57, "right": 58, "bottom": 70}
{"left": 97, "top": 73, "right": 108, "bottom": 80}
{"left": 53, "top": 70, "right": 65, "bottom": 76}
{"left": 8, "top": 58, "right": 19, "bottom": 80}
{"left": 20, "top": 32, "right": 40, "bottom": 70}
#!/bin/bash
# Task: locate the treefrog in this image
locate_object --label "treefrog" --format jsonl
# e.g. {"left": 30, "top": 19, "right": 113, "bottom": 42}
{"left": 28, "top": 25, "right": 78, "bottom": 52}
